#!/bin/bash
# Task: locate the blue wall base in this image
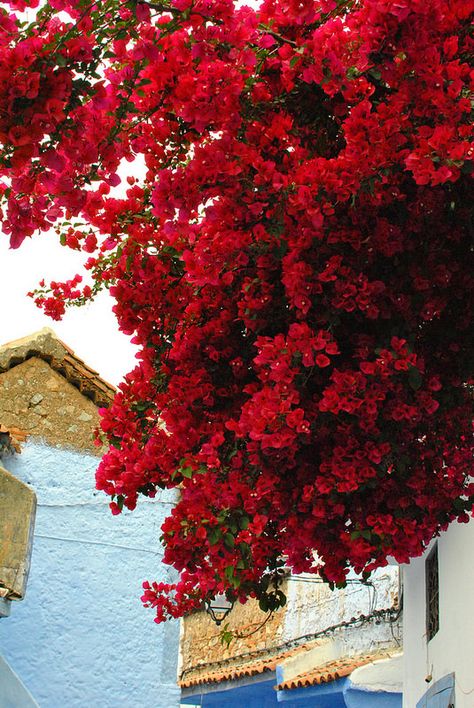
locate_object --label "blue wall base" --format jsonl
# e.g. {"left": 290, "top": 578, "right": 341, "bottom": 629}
{"left": 181, "top": 677, "right": 280, "bottom": 708}
{"left": 182, "top": 675, "right": 402, "bottom": 708}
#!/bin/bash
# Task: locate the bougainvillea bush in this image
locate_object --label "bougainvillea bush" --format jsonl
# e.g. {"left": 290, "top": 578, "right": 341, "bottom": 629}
{"left": 0, "top": 0, "right": 473, "bottom": 621}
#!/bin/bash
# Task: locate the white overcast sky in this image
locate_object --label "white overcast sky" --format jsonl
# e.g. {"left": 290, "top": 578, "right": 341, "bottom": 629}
{"left": 0, "top": 232, "right": 138, "bottom": 386}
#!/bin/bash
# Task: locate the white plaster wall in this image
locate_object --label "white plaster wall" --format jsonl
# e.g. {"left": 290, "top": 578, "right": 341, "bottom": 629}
{"left": 0, "top": 442, "right": 180, "bottom": 708}
{"left": 0, "top": 654, "right": 39, "bottom": 707}
{"left": 283, "top": 567, "right": 401, "bottom": 656}
{"left": 402, "top": 519, "right": 474, "bottom": 707}
{"left": 351, "top": 651, "right": 403, "bottom": 693}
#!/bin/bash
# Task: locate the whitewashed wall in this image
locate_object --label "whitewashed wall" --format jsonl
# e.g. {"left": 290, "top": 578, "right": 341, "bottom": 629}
{"left": 279, "top": 567, "right": 402, "bottom": 691}
{"left": 0, "top": 441, "right": 180, "bottom": 708}
{"left": 402, "top": 519, "right": 474, "bottom": 707}
{"left": 283, "top": 567, "right": 400, "bottom": 648}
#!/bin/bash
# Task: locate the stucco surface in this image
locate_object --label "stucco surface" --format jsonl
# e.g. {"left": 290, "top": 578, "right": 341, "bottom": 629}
{"left": 0, "top": 655, "right": 39, "bottom": 708}
{"left": 402, "top": 520, "right": 474, "bottom": 708}
{"left": 0, "top": 442, "right": 180, "bottom": 708}
{"left": 283, "top": 569, "right": 401, "bottom": 660}
{"left": 180, "top": 566, "right": 401, "bottom": 693}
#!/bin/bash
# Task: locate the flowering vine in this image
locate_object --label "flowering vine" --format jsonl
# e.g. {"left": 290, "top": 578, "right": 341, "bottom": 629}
{"left": 0, "top": 0, "right": 473, "bottom": 622}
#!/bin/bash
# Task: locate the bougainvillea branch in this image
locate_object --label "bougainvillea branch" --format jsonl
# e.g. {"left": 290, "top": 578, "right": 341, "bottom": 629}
{"left": 1, "top": 0, "right": 473, "bottom": 622}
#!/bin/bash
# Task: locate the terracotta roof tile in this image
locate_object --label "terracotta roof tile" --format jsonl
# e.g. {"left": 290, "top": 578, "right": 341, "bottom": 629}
{"left": 275, "top": 649, "right": 396, "bottom": 691}
{"left": 179, "top": 643, "right": 316, "bottom": 688}
{"left": 0, "top": 328, "right": 115, "bottom": 407}
{"left": 0, "top": 424, "right": 28, "bottom": 454}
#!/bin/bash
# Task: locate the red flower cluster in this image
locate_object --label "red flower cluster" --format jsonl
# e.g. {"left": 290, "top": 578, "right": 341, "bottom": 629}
{"left": 1, "top": 0, "right": 473, "bottom": 621}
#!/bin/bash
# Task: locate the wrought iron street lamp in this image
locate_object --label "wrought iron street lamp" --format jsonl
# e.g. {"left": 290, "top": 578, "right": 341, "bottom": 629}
{"left": 205, "top": 593, "right": 234, "bottom": 625}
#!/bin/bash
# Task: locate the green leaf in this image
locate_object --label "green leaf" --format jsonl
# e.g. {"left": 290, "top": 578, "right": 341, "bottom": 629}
{"left": 208, "top": 528, "right": 222, "bottom": 545}
{"left": 453, "top": 497, "right": 468, "bottom": 512}
{"left": 239, "top": 515, "right": 250, "bottom": 530}
{"left": 224, "top": 533, "right": 235, "bottom": 549}
{"left": 220, "top": 625, "right": 234, "bottom": 648}
{"left": 224, "top": 565, "right": 235, "bottom": 581}
{"left": 369, "top": 68, "right": 381, "bottom": 80}
{"left": 239, "top": 542, "right": 250, "bottom": 558}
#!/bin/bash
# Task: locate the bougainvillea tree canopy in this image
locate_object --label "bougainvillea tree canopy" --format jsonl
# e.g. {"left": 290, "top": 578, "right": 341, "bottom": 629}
{"left": 0, "top": 0, "right": 473, "bottom": 621}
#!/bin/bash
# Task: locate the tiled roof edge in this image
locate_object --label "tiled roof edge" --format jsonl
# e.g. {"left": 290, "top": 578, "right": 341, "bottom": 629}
{"left": 0, "top": 328, "right": 115, "bottom": 407}
{"left": 179, "top": 605, "right": 400, "bottom": 687}
{"left": 274, "top": 649, "right": 398, "bottom": 691}
{"left": 179, "top": 643, "right": 316, "bottom": 688}
{"left": 0, "top": 424, "right": 28, "bottom": 455}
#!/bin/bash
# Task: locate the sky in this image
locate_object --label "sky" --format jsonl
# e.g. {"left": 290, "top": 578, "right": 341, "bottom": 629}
{"left": 0, "top": 232, "right": 138, "bottom": 386}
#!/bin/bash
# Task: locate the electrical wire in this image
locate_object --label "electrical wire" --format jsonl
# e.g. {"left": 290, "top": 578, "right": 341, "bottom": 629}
{"left": 34, "top": 532, "right": 164, "bottom": 555}
{"left": 179, "top": 605, "right": 400, "bottom": 681}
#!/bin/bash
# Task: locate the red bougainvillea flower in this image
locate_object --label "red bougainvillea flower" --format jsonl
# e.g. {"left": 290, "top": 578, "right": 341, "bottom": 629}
{"left": 1, "top": 0, "right": 473, "bottom": 621}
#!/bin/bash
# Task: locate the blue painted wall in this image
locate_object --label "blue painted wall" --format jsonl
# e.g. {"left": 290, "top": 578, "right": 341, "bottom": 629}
{"left": 345, "top": 685, "right": 402, "bottom": 708}
{"left": 0, "top": 442, "right": 180, "bottom": 708}
{"left": 182, "top": 678, "right": 280, "bottom": 708}
{"left": 182, "top": 674, "right": 402, "bottom": 708}
{"left": 0, "top": 655, "right": 39, "bottom": 708}
{"left": 275, "top": 671, "right": 348, "bottom": 707}
{"left": 276, "top": 681, "right": 401, "bottom": 708}
{"left": 182, "top": 676, "right": 309, "bottom": 708}
{"left": 275, "top": 667, "right": 401, "bottom": 708}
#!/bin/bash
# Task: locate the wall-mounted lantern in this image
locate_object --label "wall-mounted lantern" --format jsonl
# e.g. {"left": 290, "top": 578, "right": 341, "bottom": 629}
{"left": 205, "top": 594, "right": 234, "bottom": 626}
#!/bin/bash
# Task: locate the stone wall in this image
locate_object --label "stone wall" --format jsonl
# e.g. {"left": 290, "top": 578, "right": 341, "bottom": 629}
{"left": 180, "top": 594, "right": 287, "bottom": 672}
{"left": 180, "top": 567, "right": 401, "bottom": 678}
{"left": 0, "top": 357, "right": 101, "bottom": 453}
